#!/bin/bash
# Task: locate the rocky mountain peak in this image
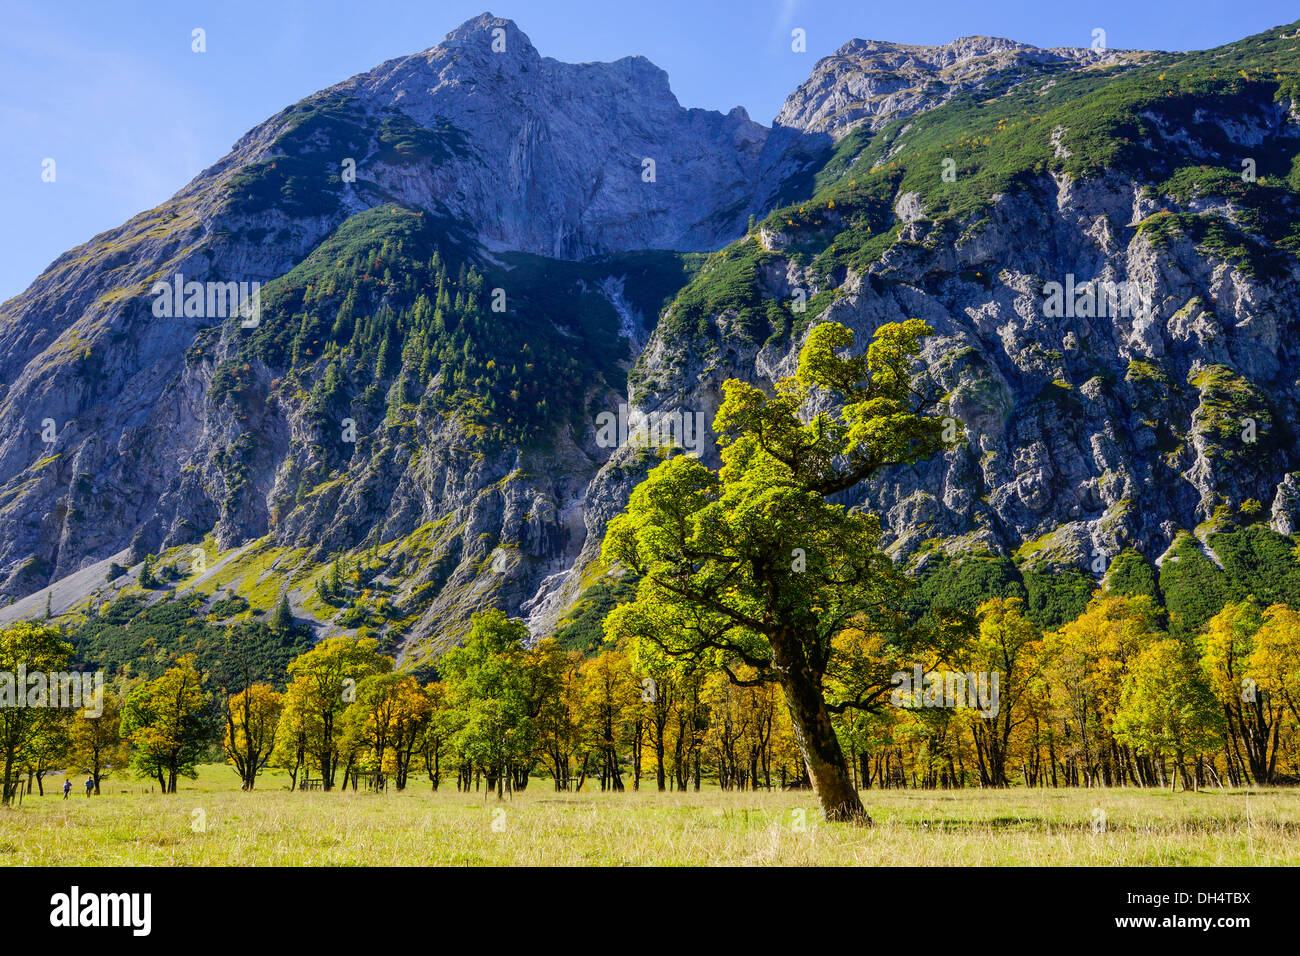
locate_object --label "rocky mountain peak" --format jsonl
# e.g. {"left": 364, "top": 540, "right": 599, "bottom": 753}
{"left": 391, "top": 14, "right": 673, "bottom": 107}
{"left": 776, "top": 33, "right": 1145, "bottom": 138}
{"left": 830, "top": 34, "right": 1034, "bottom": 65}
{"left": 314, "top": 12, "right": 762, "bottom": 258}
{"left": 438, "top": 12, "right": 538, "bottom": 58}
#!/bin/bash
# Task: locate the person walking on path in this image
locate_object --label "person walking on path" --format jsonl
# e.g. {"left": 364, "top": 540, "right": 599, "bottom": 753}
{"left": 62, "top": 778, "right": 71, "bottom": 799}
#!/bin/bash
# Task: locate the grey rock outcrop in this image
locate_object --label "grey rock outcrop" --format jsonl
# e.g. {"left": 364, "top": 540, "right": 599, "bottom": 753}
{"left": 775, "top": 36, "right": 1144, "bottom": 139}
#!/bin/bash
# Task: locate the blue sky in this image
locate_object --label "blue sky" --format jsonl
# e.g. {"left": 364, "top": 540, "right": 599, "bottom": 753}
{"left": 1, "top": 0, "right": 1296, "bottom": 302}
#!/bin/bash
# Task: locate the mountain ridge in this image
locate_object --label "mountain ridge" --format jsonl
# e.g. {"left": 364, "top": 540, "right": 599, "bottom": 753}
{"left": 3, "top": 13, "right": 1300, "bottom": 664}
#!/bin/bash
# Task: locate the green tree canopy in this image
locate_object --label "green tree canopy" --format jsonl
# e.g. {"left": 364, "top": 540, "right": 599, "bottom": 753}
{"left": 120, "top": 655, "right": 215, "bottom": 793}
{"left": 603, "top": 319, "right": 950, "bottom": 823}
{"left": 439, "top": 609, "right": 538, "bottom": 796}
{"left": 0, "top": 622, "right": 72, "bottom": 804}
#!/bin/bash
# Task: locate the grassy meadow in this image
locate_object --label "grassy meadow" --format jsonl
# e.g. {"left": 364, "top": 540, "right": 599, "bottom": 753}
{"left": 2, "top": 764, "right": 1297, "bottom": 866}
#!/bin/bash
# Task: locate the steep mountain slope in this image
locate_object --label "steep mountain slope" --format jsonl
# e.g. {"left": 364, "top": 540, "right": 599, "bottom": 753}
{"left": 579, "top": 22, "right": 1300, "bottom": 606}
{"left": 3, "top": 14, "right": 1300, "bottom": 663}
{"left": 0, "top": 13, "right": 788, "bottom": 640}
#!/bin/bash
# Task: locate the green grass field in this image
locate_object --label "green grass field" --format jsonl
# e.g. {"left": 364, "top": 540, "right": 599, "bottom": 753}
{"left": 2, "top": 765, "right": 1297, "bottom": 866}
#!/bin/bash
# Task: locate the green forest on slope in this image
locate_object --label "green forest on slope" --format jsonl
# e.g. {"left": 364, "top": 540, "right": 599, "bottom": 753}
{"left": 653, "top": 23, "right": 1300, "bottom": 356}
{"left": 202, "top": 204, "right": 698, "bottom": 449}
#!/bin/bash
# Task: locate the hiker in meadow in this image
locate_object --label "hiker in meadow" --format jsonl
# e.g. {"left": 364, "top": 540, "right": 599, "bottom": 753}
{"left": 85, "top": 776, "right": 94, "bottom": 797}
{"left": 62, "top": 779, "right": 71, "bottom": 799}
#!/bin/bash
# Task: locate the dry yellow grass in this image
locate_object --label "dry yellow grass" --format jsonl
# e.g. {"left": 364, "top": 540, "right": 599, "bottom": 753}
{"left": 2, "top": 765, "right": 1297, "bottom": 865}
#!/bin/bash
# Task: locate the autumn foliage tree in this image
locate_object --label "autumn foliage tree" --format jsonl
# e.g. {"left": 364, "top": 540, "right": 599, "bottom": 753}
{"left": 1251, "top": 604, "right": 1300, "bottom": 726}
{"left": 120, "top": 655, "right": 214, "bottom": 793}
{"left": 532, "top": 639, "right": 584, "bottom": 791}
{"left": 277, "top": 636, "right": 391, "bottom": 790}
{"left": 1200, "top": 600, "right": 1285, "bottom": 784}
{"left": 964, "top": 598, "right": 1043, "bottom": 787}
{"left": 0, "top": 622, "right": 71, "bottom": 805}
{"left": 1114, "top": 639, "right": 1222, "bottom": 790}
{"left": 577, "top": 650, "right": 638, "bottom": 791}
{"left": 69, "top": 684, "right": 131, "bottom": 795}
{"left": 224, "top": 683, "right": 284, "bottom": 790}
{"left": 603, "top": 319, "right": 947, "bottom": 824}
{"left": 341, "top": 672, "right": 430, "bottom": 790}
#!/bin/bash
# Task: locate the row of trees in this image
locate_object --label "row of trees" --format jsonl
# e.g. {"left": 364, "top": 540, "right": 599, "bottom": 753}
{"left": 9, "top": 584, "right": 1295, "bottom": 804}
{"left": 3, "top": 611, "right": 788, "bottom": 800}
{"left": 300, "top": 593, "right": 1298, "bottom": 797}
{"left": 0, "top": 623, "right": 131, "bottom": 803}
{"left": 844, "top": 592, "right": 1300, "bottom": 792}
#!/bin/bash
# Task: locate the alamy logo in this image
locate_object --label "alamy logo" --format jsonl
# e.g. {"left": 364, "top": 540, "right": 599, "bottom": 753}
{"left": 150, "top": 273, "right": 261, "bottom": 327}
{"left": 49, "top": 886, "right": 152, "bottom": 936}
{"left": 1042, "top": 274, "right": 1152, "bottom": 322}
{"left": 0, "top": 666, "right": 103, "bottom": 717}
{"left": 595, "top": 404, "right": 708, "bottom": 458}
{"left": 890, "top": 665, "right": 1000, "bottom": 718}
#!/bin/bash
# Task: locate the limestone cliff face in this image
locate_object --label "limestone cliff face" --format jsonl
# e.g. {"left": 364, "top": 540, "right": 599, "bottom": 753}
{"left": 1, "top": 13, "right": 1297, "bottom": 658}
{"left": 338, "top": 15, "right": 776, "bottom": 256}
{"left": 611, "top": 168, "right": 1300, "bottom": 580}
{"left": 774, "top": 35, "right": 1144, "bottom": 139}
{"left": 0, "top": 13, "right": 789, "bottom": 625}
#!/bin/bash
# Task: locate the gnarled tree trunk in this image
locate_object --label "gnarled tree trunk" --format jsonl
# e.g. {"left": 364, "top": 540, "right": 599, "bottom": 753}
{"left": 773, "top": 632, "right": 869, "bottom": 825}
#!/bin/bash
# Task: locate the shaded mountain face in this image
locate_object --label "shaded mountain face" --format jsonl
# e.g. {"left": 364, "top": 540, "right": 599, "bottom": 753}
{"left": 0, "top": 12, "right": 800, "bottom": 635}
{"left": 3, "top": 13, "right": 1300, "bottom": 662}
